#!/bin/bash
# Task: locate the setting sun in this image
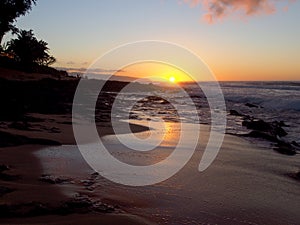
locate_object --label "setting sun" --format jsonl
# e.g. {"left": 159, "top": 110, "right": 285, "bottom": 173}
{"left": 169, "top": 76, "right": 176, "bottom": 83}
{"left": 116, "top": 62, "right": 193, "bottom": 83}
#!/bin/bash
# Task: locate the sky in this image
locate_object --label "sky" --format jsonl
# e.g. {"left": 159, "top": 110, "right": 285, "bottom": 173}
{"left": 5, "top": 0, "right": 300, "bottom": 81}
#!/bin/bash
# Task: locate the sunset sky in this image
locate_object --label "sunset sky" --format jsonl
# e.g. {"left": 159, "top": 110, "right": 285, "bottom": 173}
{"left": 6, "top": 0, "right": 300, "bottom": 81}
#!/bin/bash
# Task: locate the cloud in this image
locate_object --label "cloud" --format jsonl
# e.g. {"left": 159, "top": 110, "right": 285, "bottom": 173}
{"left": 65, "top": 61, "right": 89, "bottom": 66}
{"left": 182, "top": 0, "right": 294, "bottom": 23}
{"left": 66, "top": 61, "right": 75, "bottom": 65}
{"left": 55, "top": 67, "right": 125, "bottom": 75}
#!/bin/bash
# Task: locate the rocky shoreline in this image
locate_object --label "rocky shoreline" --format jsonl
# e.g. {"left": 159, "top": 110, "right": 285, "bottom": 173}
{"left": 229, "top": 109, "right": 300, "bottom": 156}
{"left": 0, "top": 193, "right": 116, "bottom": 218}
{"left": 0, "top": 75, "right": 157, "bottom": 224}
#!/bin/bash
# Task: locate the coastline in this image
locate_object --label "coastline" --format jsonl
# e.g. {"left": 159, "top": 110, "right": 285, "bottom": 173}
{"left": 1, "top": 117, "right": 299, "bottom": 224}
{"left": 0, "top": 113, "right": 155, "bottom": 225}
{"left": 0, "top": 71, "right": 298, "bottom": 224}
{"left": 91, "top": 123, "right": 300, "bottom": 224}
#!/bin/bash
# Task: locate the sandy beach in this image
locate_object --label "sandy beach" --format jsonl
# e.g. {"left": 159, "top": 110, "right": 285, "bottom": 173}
{"left": 0, "top": 112, "right": 156, "bottom": 224}
{"left": 0, "top": 116, "right": 299, "bottom": 224}
{"left": 1, "top": 0, "right": 300, "bottom": 223}
{"left": 0, "top": 66, "right": 299, "bottom": 225}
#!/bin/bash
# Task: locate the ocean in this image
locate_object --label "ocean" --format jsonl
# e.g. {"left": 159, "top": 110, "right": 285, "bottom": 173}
{"left": 35, "top": 80, "right": 300, "bottom": 224}
{"left": 111, "top": 81, "right": 300, "bottom": 149}
{"left": 221, "top": 81, "right": 300, "bottom": 144}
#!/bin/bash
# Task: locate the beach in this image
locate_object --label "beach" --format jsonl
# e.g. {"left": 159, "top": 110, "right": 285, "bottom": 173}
{"left": 0, "top": 114, "right": 299, "bottom": 224}
{"left": 0, "top": 70, "right": 299, "bottom": 224}
{"left": 1, "top": 0, "right": 300, "bottom": 223}
{"left": 0, "top": 112, "right": 156, "bottom": 224}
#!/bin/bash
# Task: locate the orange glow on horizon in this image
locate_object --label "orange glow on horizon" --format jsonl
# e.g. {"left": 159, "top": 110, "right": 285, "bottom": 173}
{"left": 114, "top": 62, "right": 194, "bottom": 83}
{"left": 107, "top": 59, "right": 300, "bottom": 82}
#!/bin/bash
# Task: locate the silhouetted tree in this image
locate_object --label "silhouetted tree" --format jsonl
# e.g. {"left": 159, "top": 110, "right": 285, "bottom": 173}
{"left": 0, "top": 0, "right": 36, "bottom": 45}
{"left": 7, "top": 29, "right": 56, "bottom": 67}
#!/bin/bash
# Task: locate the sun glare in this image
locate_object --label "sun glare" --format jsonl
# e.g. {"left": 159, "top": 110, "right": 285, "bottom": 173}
{"left": 118, "top": 62, "right": 194, "bottom": 83}
{"left": 169, "top": 76, "right": 176, "bottom": 83}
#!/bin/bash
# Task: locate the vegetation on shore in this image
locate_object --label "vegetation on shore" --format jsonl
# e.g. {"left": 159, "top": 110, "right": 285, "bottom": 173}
{"left": 0, "top": 0, "right": 36, "bottom": 44}
{"left": 0, "top": 0, "right": 66, "bottom": 77}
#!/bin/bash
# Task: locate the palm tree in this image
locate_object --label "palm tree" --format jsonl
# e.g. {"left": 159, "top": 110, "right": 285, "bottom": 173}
{"left": 6, "top": 29, "right": 56, "bottom": 67}
{"left": 0, "top": 0, "right": 36, "bottom": 45}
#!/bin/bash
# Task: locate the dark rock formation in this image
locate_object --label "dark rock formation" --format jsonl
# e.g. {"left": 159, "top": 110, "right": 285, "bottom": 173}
{"left": 0, "top": 186, "right": 14, "bottom": 197}
{"left": 245, "top": 103, "right": 259, "bottom": 108}
{"left": 0, "top": 131, "right": 61, "bottom": 147}
{"left": 0, "top": 194, "right": 115, "bottom": 218}
{"left": 140, "top": 96, "right": 169, "bottom": 105}
{"left": 292, "top": 141, "right": 300, "bottom": 148}
{"left": 0, "top": 164, "right": 10, "bottom": 173}
{"left": 229, "top": 110, "right": 245, "bottom": 117}
{"left": 0, "top": 202, "right": 49, "bottom": 218}
{"left": 287, "top": 171, "right": 300, "bottom": 181}
{"left": 226, "top": 110, "right": 299, "bottom": 156}
{"left": 245, "top": 130, "right": 277, "bottom": 142}
{"left": 0, "top": 77, "right": 159, "bottom": 121}
{"left": 39, "top": 174, "right": 73, "bottom": 184}
{"left": 0, "top": 173, "right": 20, "bottom": 181}
{"left": 242, "top": 119, "right": 288, "bottom": 137}
{"left": 57, "top": 194, "right": 115, "bottom": 215}
{"left": 0, "top": 164, "right": 20, "bottom": 181}
{"left": 80, "top": 172, "right": 100, "bottom": 191}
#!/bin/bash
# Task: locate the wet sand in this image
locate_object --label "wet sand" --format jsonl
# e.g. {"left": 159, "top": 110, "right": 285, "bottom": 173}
{"left": 0, "top": 114, "right": 154, "bottom": 224}
{"left": 1, "top": 120, "right": 299, "bottom": 224}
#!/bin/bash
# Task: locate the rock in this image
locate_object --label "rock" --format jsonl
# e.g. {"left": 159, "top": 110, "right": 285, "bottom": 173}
{"left": 80, "top": 172, "right": 100, "bottom": 190}
{"left": 93, "top": 202, "right": 115, "bottom": 213}
{"left": 59, "top": 196, "right": 93, "bottom": 214}
{"left": 0, "top": 202, "right": 49, "bottom": 218}
{"left": 0, "top": 163, "right": 18, "bottom": 182}
{"left": 242, "top": 119, "right": 287, "bottom": 137}
{"left": 241, "top": 118, "right": 297, "bottom": 157}
{"left": 58, "top": 194, "right": 115, "bottom": 215}
{"left": 0, "top": 131, "right": 61, "bottom": 147}
{"left": 129, "top": 114, "right": 139, "bottom": 120}
{"left": 86, "top": 186, "right": 95, "bottom": 191}
{"left": 190, "top": 95, "right": 204, "bottom": 100}
{"left": 8, "top": 121, "right": 31, "bottom": 130}
{"left": 273, "top": 141, "right": 297, "bottom": 156}
{"left": 141, "top": 96, "right": 169, "bottom": 104}
{"left": 91, "top": 172, "right": 99, "bottom": 177}
{"left": 292, "top": 141, "right": 300, "bottom": 148}
{"left": 242, "top": 119, "right": 271, "bottom": 131}
{"left": 269, "top": 121, "right": 289, "bottom": 136}
{"left": 0, "top": 173, "right": 20, "bottom": 181}
{"left": 80, "top": 179, "right": 95, "bottom": 187}
{"left": 49, "top": 127, "right": 60, "bottom": 133}
{"left": 39, "top": 174, "right": 73, "bottom": 184}
{"left": 0, "top": 194, "right": 115, "bottom": 218}
{"left": 0, "top": 186, "right": 14, "bottom": 197}
{"left": 287, "top": 171, "right": 300, "bottom": 181}
{"left": 277, "top": 120, "right": 289, "bottom": 127}
{"left": 273, "top": 146, "right": 296, "bottom": 156}
{"left": 0, "top": 164, "right": 10, "bottom": 173}
{"left": 244, "top": 130, "right": 277, "bottom": 142}
{"left": 245, "top": 103, "right": 259, "bottom": 108}
{"left": 229, "top": 110, "right": 245, "bottom": 117}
